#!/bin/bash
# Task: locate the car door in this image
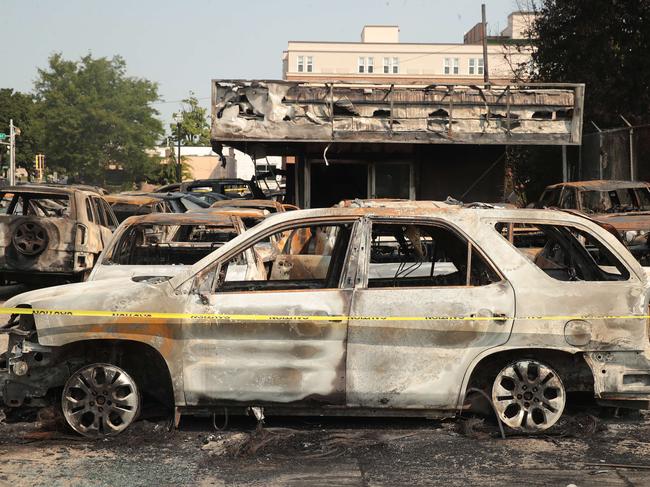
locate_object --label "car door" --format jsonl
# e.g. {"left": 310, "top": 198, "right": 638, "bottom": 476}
{"left": 491, "top": 218, "right": 648, "bottom": 356}
{"left": 181, "top": 216, "right": 362, "bottom": 406}
{"left": 346, "top": 216, "right": 515, "bottom": 410}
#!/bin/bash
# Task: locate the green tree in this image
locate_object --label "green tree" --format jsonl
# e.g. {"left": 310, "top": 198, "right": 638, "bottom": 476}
{"left": 531, "top": 0, "right": 650, "bottom": 127}
{"left": 0, "top": 89, "right": 40, "bottom": 174}
{"left": 34, "top": 53, "right": 164, "bottom": 183}
{"left": 169, "top": 92, "right": 210, "bottom": 146}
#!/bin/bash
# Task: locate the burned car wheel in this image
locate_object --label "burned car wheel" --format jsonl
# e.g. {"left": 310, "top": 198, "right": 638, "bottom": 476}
{"left": 491, "top": 359, "right": 566, "bottom": 432}
{"left": 62, "top": 363, "right": 140, "bottom": 438}
{"left": 12, "top": 222, "right": 49, "bottom": 256}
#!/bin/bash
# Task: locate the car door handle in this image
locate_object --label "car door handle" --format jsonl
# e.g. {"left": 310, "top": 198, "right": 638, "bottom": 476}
{"left": 470, "top": 310, "right": 508, "bottom": 324}
{"left": 492, "top": 313, "right": 508, "bottom": 323}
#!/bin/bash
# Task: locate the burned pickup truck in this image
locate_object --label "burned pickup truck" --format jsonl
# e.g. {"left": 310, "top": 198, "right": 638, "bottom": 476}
{"left": 2, "top": 206, "right": 650, "bottom": 438}
{"left": 0, "top": 185, "right": 117, "bottom": 284}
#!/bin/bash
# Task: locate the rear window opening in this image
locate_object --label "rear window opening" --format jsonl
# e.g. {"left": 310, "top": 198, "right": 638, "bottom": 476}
{"left": 106, "top": 223, "right": 239, "bottom": 266}
{"left": 0, "top": 192, "right": 71, "bottom": 218}
{"left": 495, "top": 222, "right": 630, "bottom": 282}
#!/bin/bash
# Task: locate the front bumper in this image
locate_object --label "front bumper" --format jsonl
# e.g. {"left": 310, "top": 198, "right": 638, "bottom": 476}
{"left": 0, "top": 315, "right": 64, "bottom": 408}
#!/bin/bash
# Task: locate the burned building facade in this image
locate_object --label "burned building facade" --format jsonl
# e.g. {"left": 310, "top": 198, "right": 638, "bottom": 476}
{"left": 211, "top": 80, "right": 585, "bottom": 207}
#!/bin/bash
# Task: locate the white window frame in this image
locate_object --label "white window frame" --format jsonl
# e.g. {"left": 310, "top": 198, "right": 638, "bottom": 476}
{"left": 297, "top": 56, "right": 304, "bottom": 73}
{"left": 306, "top": 56, "right": 313, "bottom": 73}
{"left": 382, "top": 57, "right": 399, "bottom": 74}
{"left": 469, "top": 58, "right": 484, "bottom": 75}
{"left": 358, "top": 56, "right": 365, "bottom": 74}
{"left": 444, "top": 58, "right": 459, "bottom": 75}
{"left": 367, "top": 57, "right": 374, "bottom": 74}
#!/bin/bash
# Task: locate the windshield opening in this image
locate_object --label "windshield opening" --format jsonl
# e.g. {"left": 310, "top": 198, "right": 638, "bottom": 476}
{"left": 107, "top": 223, "right": 239, "bottom": 266}
{"left": 0, "top": 192, "right": 71, "bottom": 217}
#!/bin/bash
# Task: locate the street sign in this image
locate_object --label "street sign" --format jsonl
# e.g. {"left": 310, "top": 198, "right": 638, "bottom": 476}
{"left": 0, "top": 133, "right": 7, "bottom": 140}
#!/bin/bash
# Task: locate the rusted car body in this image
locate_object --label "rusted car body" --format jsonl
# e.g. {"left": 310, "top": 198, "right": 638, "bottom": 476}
{"left": 210, "top": 199, "right": 286, "bottom": 214}
{"left": 538, "top": 180, "right": 650, "bottom": 262}
{"left": 89, "top": 212, "right": 247, "bottom": 281}
{"left": 2, "top": 206, "right": 650, "bottom": 437}
{"left": 0, "top": 185, "right": 117, "bottom": 284}
{"left": 105, "top": 194, "right": 169, "bottom": 223}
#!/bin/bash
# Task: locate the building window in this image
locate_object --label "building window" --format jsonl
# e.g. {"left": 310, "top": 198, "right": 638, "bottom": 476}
{"left": 358, "top": 57, "right": 365, "bottom": 73}
{"left": 306, "top": 56, "right": 313, "bottom": 73}
{"left": 469, "top": 58, "right": 484, "bottom": 75}
{"left": 383, "top": 57, "right": 399, "bottom": 74}
{"left": 367, "top": 57, "right": 374, "bottom": 73}
{"left": 297, "top": 56, "right": 304, "bottom": 72}
{"left": 444, "top": 58, "right": 459, "bottom": 75}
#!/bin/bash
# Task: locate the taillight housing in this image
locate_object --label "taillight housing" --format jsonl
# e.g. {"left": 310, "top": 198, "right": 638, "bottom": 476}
{"left": 76, "top": 223, "right": 87, "bottom": 246}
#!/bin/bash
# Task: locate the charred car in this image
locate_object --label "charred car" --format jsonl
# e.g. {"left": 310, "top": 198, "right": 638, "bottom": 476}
{"left": 0, "top": 185, "right": 117, "bottom": 284}
{"left": 2, "top": 206, "right": 650, "bottom": 437}
{"left": 89, "top": 212, "right": 247, "bottom": 281}
{"left": 209, "top": 198, "right": 287, "bottom": 214}
{"left": 538, "top": 180, "right": 650, "bottom": 263}
{"left": 105, "top": 194, "right": 170, "bottom": 223}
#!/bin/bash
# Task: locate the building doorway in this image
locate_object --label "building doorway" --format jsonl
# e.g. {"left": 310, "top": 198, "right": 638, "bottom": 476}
{"left": 309, "top": 162, "right": 368, "bottom": 208}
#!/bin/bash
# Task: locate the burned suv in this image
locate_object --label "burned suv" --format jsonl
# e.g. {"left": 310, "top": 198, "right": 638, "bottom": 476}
{"left": 2, "top": 206, "right": 650, "bottom": 437}
{"left": 0, "top": 185, "right": 117, "bottom": 284}
{"left": 538, "top": 180, "right": 650, "bottom": 262}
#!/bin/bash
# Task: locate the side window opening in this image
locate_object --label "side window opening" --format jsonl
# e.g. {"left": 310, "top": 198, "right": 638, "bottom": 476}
{"left": 85, "top": 198, "right": 95, "bottom": 222}
{"left": 495, "top": 222, "right": 630, "bottom": 282}
{"left": 367, "top": 222, "right": 500, "bottom": 288}
{"left": 201, "top": 222, "right": 354, "bottom": 293}
{"left": 93, "top": 197, "right": 108, "bottom": 227}
{"left": 560, "top": 189, "right": 576, "bottom": 209}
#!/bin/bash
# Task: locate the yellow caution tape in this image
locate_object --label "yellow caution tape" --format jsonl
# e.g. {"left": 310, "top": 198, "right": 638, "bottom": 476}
{"left": 1, "top": 307, "right": 650, "bottom": 322}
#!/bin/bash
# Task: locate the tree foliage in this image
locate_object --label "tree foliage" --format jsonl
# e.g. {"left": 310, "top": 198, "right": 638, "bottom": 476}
{"left": 531, "top": 0, "right": 650, "bottom": 127}
{"left": 0, "top": 89, "right": 40, "bottom": 173}
{"left": 169, "top": 92, "right": 210, "bottom": 146}
{"left": 34, "top": 53, "right": 164, "bottom": 183}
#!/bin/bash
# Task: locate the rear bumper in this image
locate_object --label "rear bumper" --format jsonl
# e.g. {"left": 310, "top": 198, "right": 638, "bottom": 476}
{"left": 0, "top": 248, "right": 93, "bottom": 281}
{"left": 584, "top": 350, "right": 650, "bottom": 405}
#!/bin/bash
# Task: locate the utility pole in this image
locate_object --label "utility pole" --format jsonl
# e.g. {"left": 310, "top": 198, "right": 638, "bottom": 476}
{"left": 0, "top": 119, "right": 19, "bottom": 185}
{"left": 9, "top": 119, "right": 16, "bottom": 186}
{"left": 481, "top": 4, "right": 490, "bottom": 86}
{"left": 173, "top": 113, "right": 182, "bottom": 183}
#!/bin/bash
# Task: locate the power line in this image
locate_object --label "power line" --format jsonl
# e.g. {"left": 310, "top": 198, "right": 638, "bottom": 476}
{"left": 151, "top": 96, "right": 210, "bottom": 105}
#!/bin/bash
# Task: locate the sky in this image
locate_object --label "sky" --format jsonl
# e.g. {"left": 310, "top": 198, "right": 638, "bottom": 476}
{"left": 1, "top": 0, "right": 521, "bottom": 132}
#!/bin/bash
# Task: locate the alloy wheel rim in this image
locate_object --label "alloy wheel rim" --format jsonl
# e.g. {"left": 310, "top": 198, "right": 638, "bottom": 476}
{"left": 62, "top": 363, "right": 140, "bottom": 438}
{"left": 492, "top": 359, "right": 566, "bottom": 432}
{"left": 13, "top": 222, "right": 48, "bottom": 255}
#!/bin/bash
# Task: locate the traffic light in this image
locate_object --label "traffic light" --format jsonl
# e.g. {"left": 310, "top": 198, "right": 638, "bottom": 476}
{"left": 34, "top": 154, "right": 45, "bottom": 181}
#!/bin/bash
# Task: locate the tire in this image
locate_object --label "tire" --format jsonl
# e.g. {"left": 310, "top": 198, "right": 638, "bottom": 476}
{"left": 12, "top": 221, "right": 49, "bottom": 256}
{"left": 491, "top": 359, "right": 566, "bottom": 432}
{"left": 61, "top": 363, "right": 141, "bottom": 438}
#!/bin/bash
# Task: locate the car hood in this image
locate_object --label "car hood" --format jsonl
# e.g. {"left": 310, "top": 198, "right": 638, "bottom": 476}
{"left": 592, "top": 212, "right": 650, "bottom": 232}
{"left": 3, "top": 278, "right": 180, "bottom": 346}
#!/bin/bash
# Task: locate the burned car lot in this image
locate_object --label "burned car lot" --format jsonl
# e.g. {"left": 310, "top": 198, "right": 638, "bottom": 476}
{"left": 2, "top": 205, "right": 650, "bottom": 439}
{"left": 0, "top": 185, "right": 117, "bottom": 285}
